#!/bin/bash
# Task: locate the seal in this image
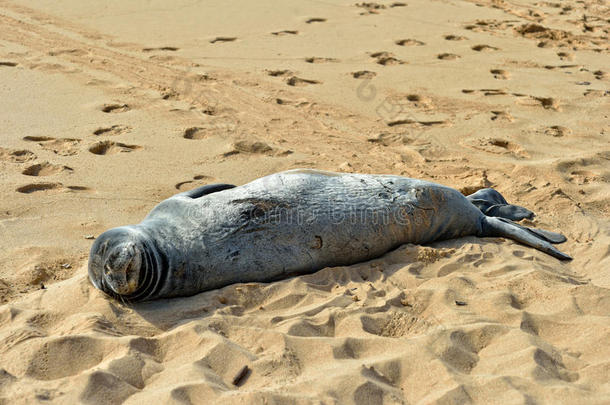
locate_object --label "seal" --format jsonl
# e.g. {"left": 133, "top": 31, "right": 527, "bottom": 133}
{"left": 89, "top": 169, "right": 571, "bottom": 301}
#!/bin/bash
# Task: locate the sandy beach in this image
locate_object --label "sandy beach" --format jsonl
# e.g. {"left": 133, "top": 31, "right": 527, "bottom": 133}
{"left": 0, "top": 0, "right": 609, "bottom": 403}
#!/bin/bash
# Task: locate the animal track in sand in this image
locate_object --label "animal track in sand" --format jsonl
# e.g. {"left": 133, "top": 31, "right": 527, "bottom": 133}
{"left": 182, "top": 127, "right": 207, "bottom": 140}
{"left": 437, "top": 53, "right": 460, "bottom": 60}
{"left": 93, "top": 125, "right": 131, "bottom": 136}
{"left": 471, "top": 44, "right": 499, "bottom": 52}
{"left": 0, "top": 147, "right": 36, "bottom": 163}
{"left": 175, "top": 175, "right": 214, "bottom": 190}
{"left": 142, "top": 46, "right": 179, "bottom": 52}
{"left": 305, "top": 18, "right": 326, "bottom": 24}
{"left": 22, "top": 162, "right": 73, "bottom": 176}
{"left": 352, "top": 70, "right": 376, "bottom": 79}
{"left": 89, "top": 141, "right": 140, "bottom": 155}
{"left": 23, "top": 136, "right": 82, "bottom": 156}
{"left": 286, "top": 76, "right": 321, "bottom": 86}
{"left": 304, "top": 57, "right": 338, "bottom": 63}
{"left": 395, "top": 39, "right": 425, "bottom": 46}
{"left": 444, "top": 35, "right": 467, "bottom": 41}
{"left": 271, "top": 30, "right": 298, "bottom": 36}
{"left": 209, "top": 37, "right": 237, "bottom": 44}
{"left": 16, "top": 183, "right": 92, "bottom": 194}
{"left": 370, "top": 51, "right": 404, "bottom": 65}
{"left": 101, "top": 104, "right": 130, "bottom": 113}
{"left": 0, "top": 61, "right": 18, "bottom": 67}
{"left": 490, "top": 69, "right": 510, "bottom": 79}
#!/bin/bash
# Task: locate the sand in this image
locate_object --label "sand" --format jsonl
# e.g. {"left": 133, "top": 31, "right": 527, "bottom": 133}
{"left": 0, "top": 0, "right": 609, "bottom": 403}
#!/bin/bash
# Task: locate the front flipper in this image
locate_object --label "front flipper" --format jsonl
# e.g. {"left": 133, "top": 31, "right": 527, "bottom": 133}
{"left": 480, "top": 216, "right": 572, "bottom": 260}
{"left": 467, "top": 188, "right": 534, "bottom": 221}
{"left": 175, "top": 183, "right": 236, "bottom": 199}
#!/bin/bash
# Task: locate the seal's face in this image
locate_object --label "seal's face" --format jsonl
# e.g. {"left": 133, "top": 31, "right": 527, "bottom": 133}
{"left": 88, "top": 227, "right": 145, "bottom": 298}
{"left": 103, "top": 242, "right": 142, "bottom": 295}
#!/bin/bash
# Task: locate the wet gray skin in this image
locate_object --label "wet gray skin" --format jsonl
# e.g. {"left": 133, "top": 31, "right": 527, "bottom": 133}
{"left": 88, "top": 169, "right": 571, "bottom": 302}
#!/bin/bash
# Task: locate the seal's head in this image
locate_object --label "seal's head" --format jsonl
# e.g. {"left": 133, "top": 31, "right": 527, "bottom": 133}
{"left": 88, "top": 227, "right": 148, "bottom": 298}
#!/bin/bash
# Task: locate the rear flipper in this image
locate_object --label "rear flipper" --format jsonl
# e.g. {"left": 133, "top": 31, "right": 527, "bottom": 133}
{"left": 480, "top": 216, "right": 572, "bottom": 260}
{"left": 467, "top": 188, "right": 534, "bottom": 221}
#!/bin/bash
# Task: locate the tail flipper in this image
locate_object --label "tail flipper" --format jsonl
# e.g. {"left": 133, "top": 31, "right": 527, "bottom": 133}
{"left": 481, "top": 216, "right": 572, "bottom": 260}
{"left": 467, "top": 188, "right": 534, "bottom": 221}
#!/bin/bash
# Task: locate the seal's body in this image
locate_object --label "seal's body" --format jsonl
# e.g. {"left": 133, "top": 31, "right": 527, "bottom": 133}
{"left": 89, "top": 169, "right": 570, "bottom": 301}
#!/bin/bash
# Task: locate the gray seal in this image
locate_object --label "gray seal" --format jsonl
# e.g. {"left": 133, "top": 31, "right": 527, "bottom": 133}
{"left": 88, "top": 169, "right": 571, "bottom": 302}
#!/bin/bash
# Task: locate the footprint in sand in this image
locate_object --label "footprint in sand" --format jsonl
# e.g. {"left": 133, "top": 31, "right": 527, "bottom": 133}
{"left": 175, "top": 175, "right": 214, "bottom": 191}
{"left": 355, "top": 2, "right": 386, "bottom": 14}
{"left": 101, "top": 104, "right": 130, "bottom": 113}
{"left": 23, "top": 136, "right": 81, "bottom": 156}
{"left": 464, "top": 137, "right": 528, "bottom": 158}
{"left": 182, "top": 127, "right": 207, "bottom": 140}
{"left": 304, "top": 57, "right": 338, "bottom": 63}
{"left": 444, "top": 35, "right": 467, "bottom": 41}
{"left": 88, "top": 141, "right": 140, "bottom": 155}
{"left": 275, "top": 97, "right": 310, "bottom": 107}
{"left": 471, "top": 44, "right": 499, "bottom": 52}
{"left": 286, "top": 76, "right": 321, "bottom": 86}
{"left": 22, "top": 162, "right": 73, "bottom": 176}
{"left": 142, "top": 46, "right": 179, "bottom": 52}
{"left": 266, "top": 69, "right": 293, "bottom": 77}
{"left": 224, "top": 140, "right": 292, "bottom": 158}
{"left": 352, "top": 70, "right": 376, "bottom": 79}
{"left": 490, "top": 111, "right": 514, "bottom": 122}
{"left": 93, "top": 125, "right": 131, "bottom": 136}
{"left": 406, "top": 94, "right": 433, "bottom": 109}
{"left": 557, "top": 52, "right": 574, "bottom": 61}
{"left": 0, "top": 62, "right": 18, "bottom": 67}
{"left": 542, "top": 125, "right": 571, "bottom": 137}
{"left": 516, "top": 96, "right": 560, "bottom": 111}
{"left": 387, "top": 118, "right": 448, "bottom": 127}
{"left": 462, "top": 88, "right": 507, "bottom": 96}
{"left": 209, "top": 37, "right": 237, "bottom": 44}
{"left": 16, "top": 183, "right": 92, "bottom": 194}
{"left": 370, "top": 52, "right": 404, "bottom": 65}
{"left": 271, "top": 30, "right": 298, "bottom": 36}
{"left": 0, "top": 147, "right": 36, "bottom": 163}
{"left": 490, "top": 69, "right": 510, "bottom": 79}
{"left": 305, "top": 18, "right": 326, "bottom": 24}
{"left": 437, "top": 53, "right": 460, "bottom": 60}
{"left": 395, "top": 39, "right": 425, "bottom": 46}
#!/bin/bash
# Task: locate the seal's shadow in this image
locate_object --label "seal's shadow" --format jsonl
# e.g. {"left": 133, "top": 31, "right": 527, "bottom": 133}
{"left": 125, "top": 236, "right": 553, "bottom": 331}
